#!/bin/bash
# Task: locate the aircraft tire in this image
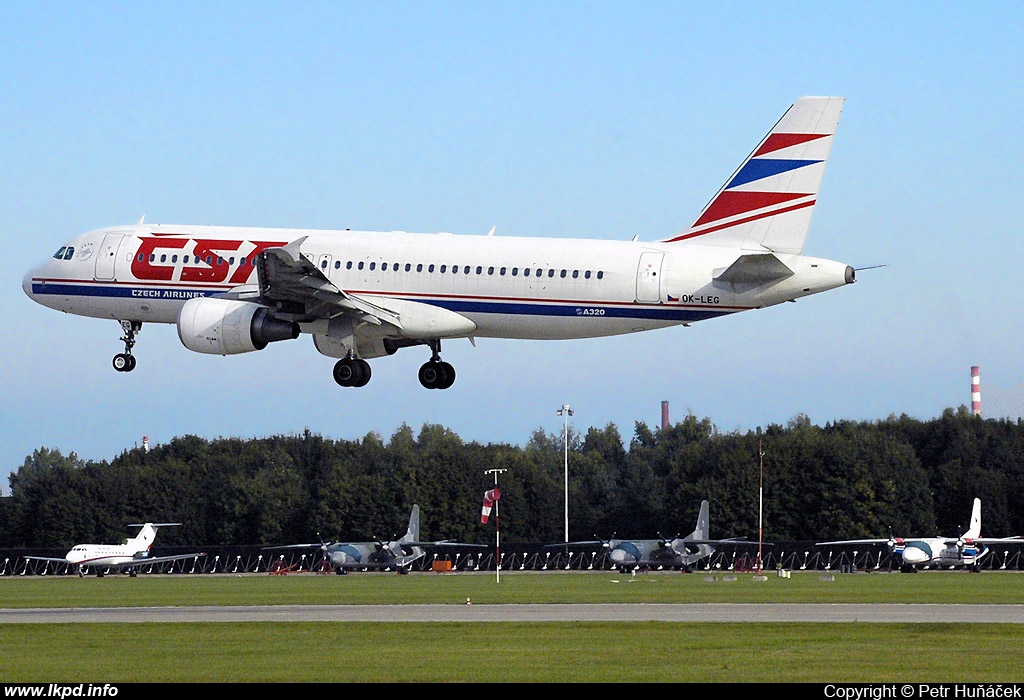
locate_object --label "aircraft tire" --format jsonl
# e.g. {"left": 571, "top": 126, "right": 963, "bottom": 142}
{"left": 418, "top": 361, "right": 442, "bottom": 389}
{"left": 354, "top": 359, "right": 371, "bottom": 387}
{"left": 438, "top": 361, "right": 455, "bottom": 389}
{"left": 333, "top": 358, "right": 368, "bottom": 387}
{"left": 112, "top": 353, "right": 136, "bottom": 372}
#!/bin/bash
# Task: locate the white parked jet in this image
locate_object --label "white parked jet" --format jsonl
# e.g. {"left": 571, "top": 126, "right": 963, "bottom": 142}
{"left": 24, "top": 522, "right": 205, "bottom": 577}
{"left": 817, "top": 498, "right": 1022, "bottom": 573}
{"left": 23, "top": 96, "right": 854, "bottom": 389}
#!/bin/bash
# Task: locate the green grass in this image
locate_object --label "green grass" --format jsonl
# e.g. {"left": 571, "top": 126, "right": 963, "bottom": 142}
{"left": 2, "top": 570, "right": 1023, "bottom": 683}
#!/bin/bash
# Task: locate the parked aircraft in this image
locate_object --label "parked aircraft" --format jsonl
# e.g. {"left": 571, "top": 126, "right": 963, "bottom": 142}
{"left": 23, "top": 522, "right": 205, "bottom": 577}
{"left": 553, "top": 500, "right": 754, "bottom": 573}
{"left": 264, "top": 505, "right": 477, "bottom": 574}
{"left": 816, "top": 498, "right": 1022, "bottom": 572}
{"left": 23, "top": 97, "right": 855, "bottom": 389}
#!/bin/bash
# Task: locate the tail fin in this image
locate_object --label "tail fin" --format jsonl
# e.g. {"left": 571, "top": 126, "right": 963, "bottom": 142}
{"left": 663, "top": 96, "right": 844, "bottom": 254}
{"left": 687, "top": 500, "right": 710, "bottom": 541}
{"left": 965, "top": 499, "right": 982, "bottom": 539}
{"left": 402, "top": 505, "right": 421, "bottom": 543}
{"left": 126, "top": 522, "right": 180, "bottom": 552}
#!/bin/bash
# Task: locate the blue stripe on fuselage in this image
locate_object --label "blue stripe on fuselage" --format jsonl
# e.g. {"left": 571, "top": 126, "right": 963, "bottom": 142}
{"left": 30, "top": 282, "right": 733, "bottom": 323}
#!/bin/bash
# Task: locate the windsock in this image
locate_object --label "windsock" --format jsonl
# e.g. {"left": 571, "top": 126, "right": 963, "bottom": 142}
{"left": 481, "top": 488, "right": 501, "bottom": 524}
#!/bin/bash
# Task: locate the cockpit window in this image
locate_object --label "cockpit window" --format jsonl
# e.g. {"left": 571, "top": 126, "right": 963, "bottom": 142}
{"left": 52, "top": 246, "right": 75, "bottom": 260}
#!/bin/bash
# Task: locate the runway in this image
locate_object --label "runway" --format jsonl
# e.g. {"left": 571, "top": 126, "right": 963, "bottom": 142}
{"left": 3, "top": 603, "right": 1024, "bottom": 623}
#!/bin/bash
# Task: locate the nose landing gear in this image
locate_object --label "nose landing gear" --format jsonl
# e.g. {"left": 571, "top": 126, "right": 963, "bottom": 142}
{"left": 112, "top": 320, "right": 141, "bottom": 372}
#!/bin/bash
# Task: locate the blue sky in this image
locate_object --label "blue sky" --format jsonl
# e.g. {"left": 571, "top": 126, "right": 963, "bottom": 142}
{"left": 3, "top": 3, "right": 1023, "bottom": 493}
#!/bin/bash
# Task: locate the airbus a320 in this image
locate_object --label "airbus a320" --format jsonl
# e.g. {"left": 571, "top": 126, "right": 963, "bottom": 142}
{"left": 23, "top": 97, "right": 854, "bottom": 389}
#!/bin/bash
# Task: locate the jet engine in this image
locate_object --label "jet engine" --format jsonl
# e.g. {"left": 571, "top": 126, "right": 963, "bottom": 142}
{"left": 177, "top": 298, "right": 299, "bottom": 355}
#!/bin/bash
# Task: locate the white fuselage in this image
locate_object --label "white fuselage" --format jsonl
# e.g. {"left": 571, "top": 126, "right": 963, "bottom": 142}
{"left": 64, "top": 542, "right": 150, "bottom": 568}
{"left": 23, "top": 223, "right": 852, "bottom": 344}
{"left": 897, "top": 538, "right": 987, "bottom": 568}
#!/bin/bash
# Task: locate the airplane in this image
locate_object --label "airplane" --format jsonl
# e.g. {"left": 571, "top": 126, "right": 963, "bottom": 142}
{"left": 23, "top": 96, "right": 855, "bottom": 389}
{"left": 816, "top": 498, "right": 1023, "bottom": 573}
{"left": 551, "top": 499, "right": 756, "bottom": 573}
{"left": 23, "top": 522, "right": 206, "bottom": 577}
{"left": 263, "top": 504, "right": 480, "bottom": 574}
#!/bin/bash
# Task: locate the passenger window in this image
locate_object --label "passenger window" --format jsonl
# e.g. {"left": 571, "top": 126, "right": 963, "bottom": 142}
{"left": 547, "top": 269, "right": 554, "bottom": 277}
{"left": 573, "top": 270, "right": 579, "bottom": 279}
{"left": 440, "top": 265, "right": 447, "bottom": 273}
{"left": 536, "top": 269, "right": 543, "bottom": 277}
{"left": 585, "top": 270, "right": 591, "bottom": 279}
{"left": 346, "top": 261, "right": 353, "bottom": 269}
{"left": 465, "top": 266, "right": 471, "bottom": 274}
{"left": 172, "top": 255, "right": 178, "bottom": 263}
{"left": 405, "top": 263, "right": 412, "bottom": 272}
{"left": 429, "top": 264, "right": 435, "bottom": 272}
{"left": 334, "top": 261, "right": 341, "bottom": 269}
{"left": 321, "top": 260, "right": 328, "bottom": 269}
{"left": 512, "top": 268, "right": 518, "bottom": 276}
{"left": 560, "top": 269, "right": 566, "bottom": 278}
{"left": 500, "top": 267, "right": 506, "bottom": 275}
{"left": 416, "top": 264, "right": 423, "bottom": 272}
{"left": 488, "top": 266, "right": 494, "bottom": 275}
{"left": 370, "top": 262, "right": 376, "bottom": 270}
{"left": 358, "top": 262, "right": 364, "bottom": 270}
{"left": 597, "top": 271, "right": 604, "bottom": 279}
{"left": 240, "top": 257, "right": 247, "bottom": 266}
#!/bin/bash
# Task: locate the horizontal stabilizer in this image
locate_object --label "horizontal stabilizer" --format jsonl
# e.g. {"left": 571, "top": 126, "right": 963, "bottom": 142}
{"left": 714, "top": 253, "right": 794, "bottom": 285}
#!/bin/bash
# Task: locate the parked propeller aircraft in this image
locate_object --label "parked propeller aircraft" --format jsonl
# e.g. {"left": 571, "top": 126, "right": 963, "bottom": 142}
{"left": 23, "top": 522, "right": 205, "bottom": 577}
{"left": 553, "top": 500, "right": 756, "bottom": 573}
{"left": 816, "top": 498, "right": 1022, "bottom": 572}
{"left": 264, "top": 505, "right": 481, "bottom": 574}
{"left": 23, "top": 97, "right": 855, "bottom": 389}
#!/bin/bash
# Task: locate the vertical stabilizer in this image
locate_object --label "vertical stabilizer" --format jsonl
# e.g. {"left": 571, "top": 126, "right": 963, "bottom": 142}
{"left": 404, "top": 505, "right": 421, "bottom": 543}
{"left": 965, "top": 499, "right": 982, "bottom": 539}
{"left": 688, "top": 500, "right": 710, "bottom": 541}
{"left": 663, "top": 96, "right": 844, "bottom": 254}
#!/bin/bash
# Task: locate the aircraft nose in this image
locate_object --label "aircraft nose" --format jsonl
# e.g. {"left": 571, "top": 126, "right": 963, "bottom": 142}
{"left": 22, "top": 268, "right": 35, "bottom": 300}
{"left": 903, "top": 546, "right": 928, "bottom": 565}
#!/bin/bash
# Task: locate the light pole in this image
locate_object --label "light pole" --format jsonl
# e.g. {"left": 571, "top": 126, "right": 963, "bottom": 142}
{"left": 757, "top": 431, "right": 764, "bottom": 575}
{"left": 556, "top": 404, "right": 573, "bottom": 542}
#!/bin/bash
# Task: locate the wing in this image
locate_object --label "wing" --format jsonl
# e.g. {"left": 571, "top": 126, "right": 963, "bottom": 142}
{"left": 815, "top": 539, "right": 890, "bottom": 546}
{"left": 957, "top": 537, "right": 1024, "bottom": 545}
{"left": 254, "top": 239, "right": 477, "bottom": 344}
{"left": 113, "top": 553, "right": 206, "bottom": 569}
{"left": 22, "top": 556, "right": 71, "bottom": 564}
{"left": 256, "top": 238, "right": 404, "bottom": 326}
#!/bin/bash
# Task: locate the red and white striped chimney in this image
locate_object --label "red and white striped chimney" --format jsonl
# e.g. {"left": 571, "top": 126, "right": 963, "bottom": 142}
{"left": 971, "top": 366, "right": 981, "bottom": 416}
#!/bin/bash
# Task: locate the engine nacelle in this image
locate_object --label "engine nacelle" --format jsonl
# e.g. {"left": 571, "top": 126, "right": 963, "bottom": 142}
{"left": 178, "top": 298, "right": 299, "bottom": 355}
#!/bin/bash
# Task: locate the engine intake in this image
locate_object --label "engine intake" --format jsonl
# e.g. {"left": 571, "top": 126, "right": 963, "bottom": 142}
{"left": 178, "top": 298, "right": 299, "bottom": 355}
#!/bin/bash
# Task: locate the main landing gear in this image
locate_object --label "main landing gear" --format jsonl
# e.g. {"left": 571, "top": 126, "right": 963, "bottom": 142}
{"left": 333, "top": 355, "right": 371, "bottom": 387}
{"left": 112, "top": 320, "right": 141, "bottom": 372}
{"left": 418, "top": 340, "right": 455, "bottom": 390}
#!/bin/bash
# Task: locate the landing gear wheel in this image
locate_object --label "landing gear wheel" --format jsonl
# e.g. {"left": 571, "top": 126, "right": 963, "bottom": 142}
{"left": 113, "top": 320, "right": 141, "bottom": 373}
{"left": 437, "top": 361, "right": 455, "bottom": 389}
{"left": 418, "top": 360, "right": 448, "bottom": 389}
{"left": 112, "top": 353, "right": 136, "bottom": 372}
{"left": 333, "top": 357, "right": 371, "bottom": 387}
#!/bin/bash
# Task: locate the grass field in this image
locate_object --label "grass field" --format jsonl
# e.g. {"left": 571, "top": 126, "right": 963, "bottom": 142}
{"left": 2, "top": 569, "right": 1023, "bottom": 683}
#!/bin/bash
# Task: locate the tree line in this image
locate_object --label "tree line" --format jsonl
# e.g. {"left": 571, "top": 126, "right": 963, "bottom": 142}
{"left": 2, "top": 406, "right": 1023, "bottom": 549}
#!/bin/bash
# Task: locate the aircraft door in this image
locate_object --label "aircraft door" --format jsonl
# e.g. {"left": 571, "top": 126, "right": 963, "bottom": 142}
{"left": 94, "top": 232, "right": 126, "bottom": 281}
{"left": 635, "top": 252, "right": 664, "bottom": 303}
